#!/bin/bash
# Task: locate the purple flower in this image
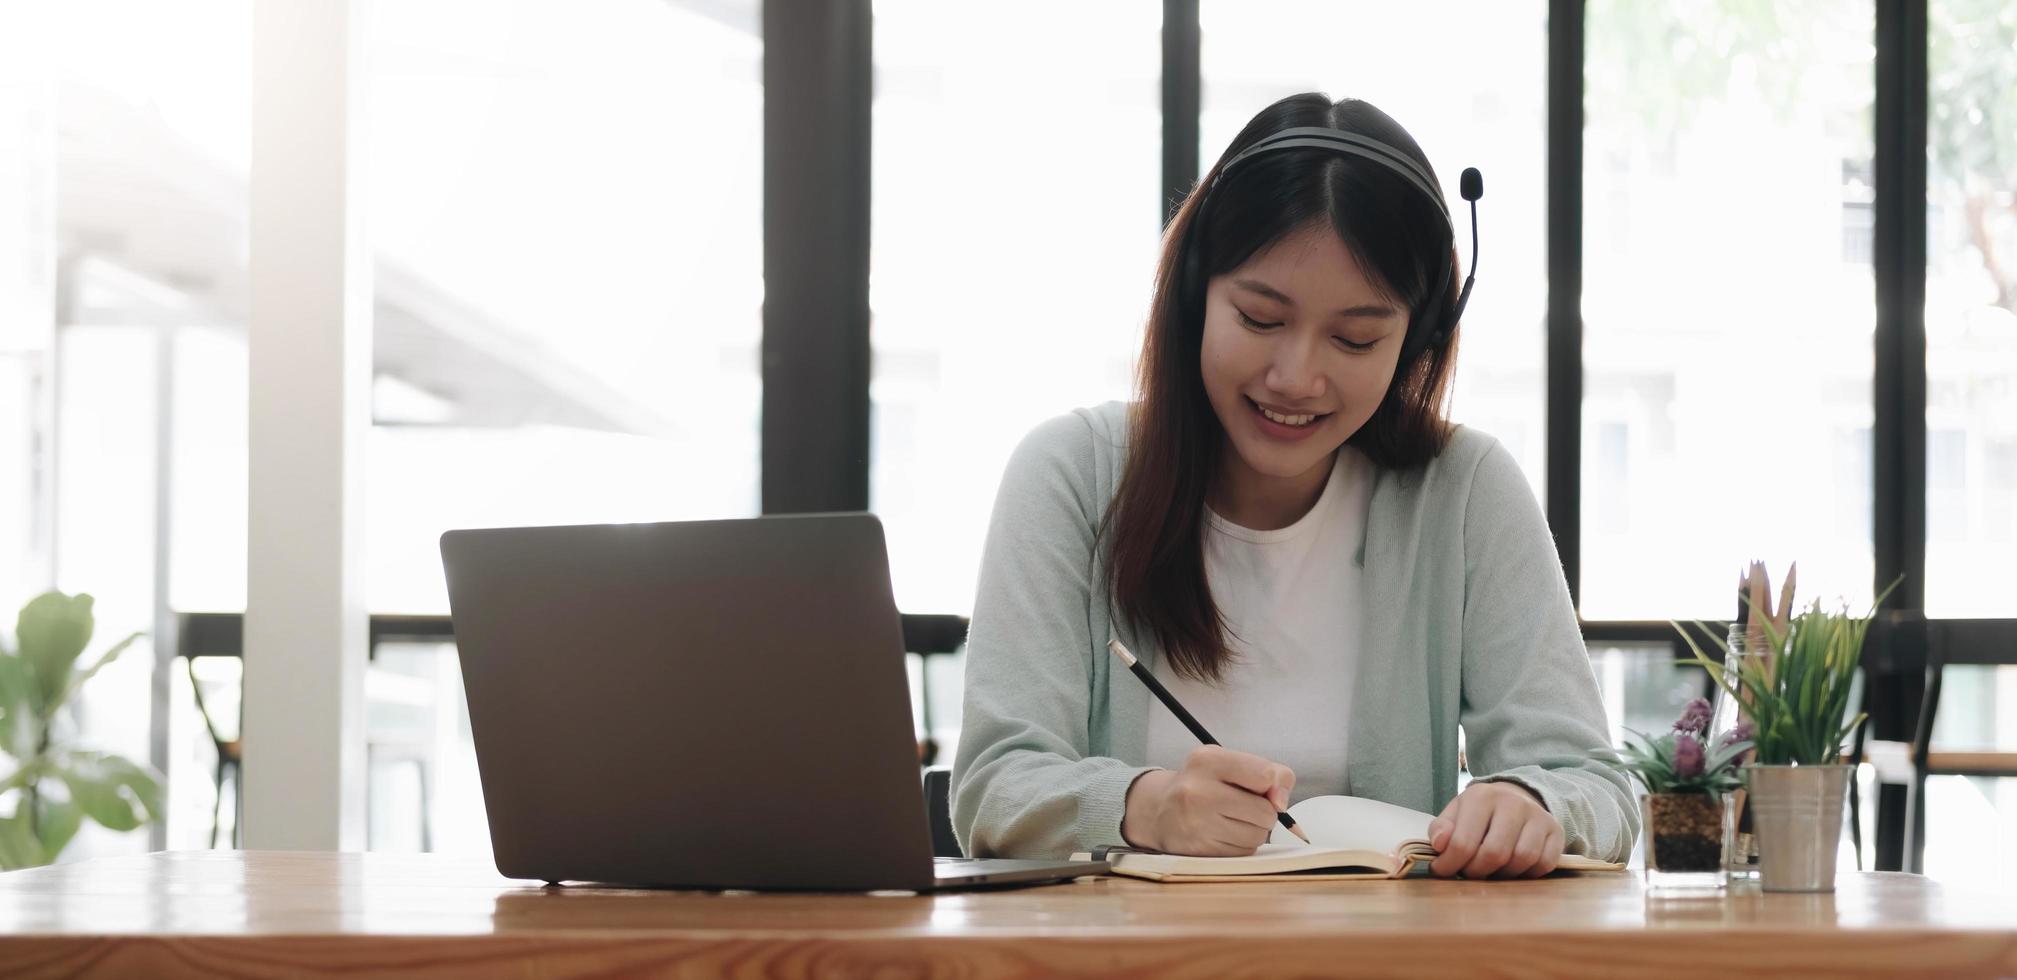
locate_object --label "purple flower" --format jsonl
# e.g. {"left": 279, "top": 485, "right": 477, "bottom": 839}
{"left": 1673, "top": 733, "right": 1705, "bottom": 779}
{"left": 1721, "top": 721, "right": 1755, "bottom": 747}
{"left": 1673, "top": 698, "right": 1713, "bottom": 738}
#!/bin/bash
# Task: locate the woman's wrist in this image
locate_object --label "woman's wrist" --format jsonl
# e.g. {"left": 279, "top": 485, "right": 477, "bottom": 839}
{"left": 1120, "top": 768, "right": 1171, "bottom": 850}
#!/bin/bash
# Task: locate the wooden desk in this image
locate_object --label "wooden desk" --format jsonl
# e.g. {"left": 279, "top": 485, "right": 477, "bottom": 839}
{"left": 2, "top": 851, "right": 2014, "bottom": 978}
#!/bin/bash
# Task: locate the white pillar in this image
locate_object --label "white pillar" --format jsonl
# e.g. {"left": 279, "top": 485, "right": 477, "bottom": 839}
{"left": 0, "top": 7, "right": 57, "bottom": 609}
{"left": 243, "top": 0, "right": 370, "bottom": 851}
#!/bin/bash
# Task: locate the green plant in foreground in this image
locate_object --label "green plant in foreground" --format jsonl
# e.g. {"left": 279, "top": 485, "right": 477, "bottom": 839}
{"left": 0, "top": 591, "right": 163, "bottom": 869}
{"left": 1674, "top": 588, "right": 1889, "bottom": 767}
{"left": 1594, "top": 698, "right": 1754, "bottom": 800}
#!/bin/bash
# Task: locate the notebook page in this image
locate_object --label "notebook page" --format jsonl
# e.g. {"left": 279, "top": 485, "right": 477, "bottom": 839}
{"left": 1270, "top": 795, "right": 1437, "bottom": 852}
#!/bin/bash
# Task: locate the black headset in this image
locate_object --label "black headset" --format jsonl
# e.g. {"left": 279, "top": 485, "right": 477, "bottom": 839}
{"left": 1177, "top": 125, "right": 1483, "bottom": 367}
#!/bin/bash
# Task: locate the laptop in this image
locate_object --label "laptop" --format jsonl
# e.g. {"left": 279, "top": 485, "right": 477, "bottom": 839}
{"left": 439, "top": 512, "right": 1104, "bottom": 891}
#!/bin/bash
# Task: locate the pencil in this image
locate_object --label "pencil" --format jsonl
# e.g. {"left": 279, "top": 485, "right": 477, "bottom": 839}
{"left": 1106, "top": 637, "right": 1312, "bottom": 845}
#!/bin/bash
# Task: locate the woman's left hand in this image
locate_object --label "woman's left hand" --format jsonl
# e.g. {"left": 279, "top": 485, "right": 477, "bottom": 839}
{"left": 1425, "top": 781, "right": 1564, "bottom": 879}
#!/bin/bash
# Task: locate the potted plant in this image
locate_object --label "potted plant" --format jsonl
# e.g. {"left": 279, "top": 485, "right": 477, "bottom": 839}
{"left": 0, "top": 591, "right": 164, "bottom": 869}
{"left": 1680, "top": 594, "right": 1880, "bottom": 893}
{"left": 1594, "top": 698, "right": 1754, "bottom": 889}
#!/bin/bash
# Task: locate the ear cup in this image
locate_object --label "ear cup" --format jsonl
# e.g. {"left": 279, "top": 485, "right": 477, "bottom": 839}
{"left": 1173, "top": 211, "right": 1208, "bottom": 339}
{"left": 1397, "top": 254, "right": 1457, "bottom": 366}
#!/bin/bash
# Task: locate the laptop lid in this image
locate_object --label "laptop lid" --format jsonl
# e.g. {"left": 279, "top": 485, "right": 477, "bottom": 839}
{"left": 441, "top": 513, "right": 939, "bottom": 891}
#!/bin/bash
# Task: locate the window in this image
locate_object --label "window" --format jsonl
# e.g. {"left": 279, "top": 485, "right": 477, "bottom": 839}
{"left": 1588, "top": 644, "right": 1705, "bottom": 748}
{"left": 1928, "top": 428, "right": 1969, "bottom": 542}
{"left": 1582, "top": 0, "right": 1877, "bottom": 619}
{"left": 363, "top": 0, "right": 763, "bottom": 614}
{"left": 869, "top": 1, "right": 1160, "bottom": 616}
{"left": 0, "top": 38, "right": 55, "bottom": 613}
{"left": 1200, "top": 0, "right": 1551, "bottom": 496}
{"left": 1924, "top": 0, "right": 2017, "bottom": 617}
{"left": 6, "top": 0, "right": 2011, "bottom": 883}
{"left": 350, "top": 0, "right": 763, "bottom": 850}
{"left": 12, "top": 0, "right": 255, "bottom": 860}
{"left": 1835, "top": 425, "right": 1873, "bottom": 538}
{"left": 1918, "top": 666, "right": 2017, "bottom": 890}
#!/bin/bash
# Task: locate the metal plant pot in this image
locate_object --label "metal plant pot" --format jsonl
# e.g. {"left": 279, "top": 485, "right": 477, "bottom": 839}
{"left": 1745, "top": 764, "right": 1852, "bottom": 893}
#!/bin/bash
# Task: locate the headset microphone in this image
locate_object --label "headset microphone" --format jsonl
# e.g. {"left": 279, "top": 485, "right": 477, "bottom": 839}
{"left": 1448, "top": 167, "right": 1483, "bottom": 342}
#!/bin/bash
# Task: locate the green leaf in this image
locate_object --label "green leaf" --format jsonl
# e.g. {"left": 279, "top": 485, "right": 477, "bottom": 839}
{"left": 0, "top": 654, "right": 34, "bottom": 758}
{"left": 1705, "top": 739, "right": 1753, "bottom": 773}
{"left": 50, "top": 631, "right": 143, "bottom": 717}
{"left": 36, "top": 799, "right": 83, "bottom": 865}
{"left": 16, "top": 591, "right": 95, "bottom": 714}
{"left": 103, "top": 756, "right": 165, "bottom": 822}
{"left": 0, "top": 809, "right": 43, "bottom": 871}
{"left": 53, "top": 751, "right": 163, "bottom": 833}
{"left": 0, "top": 758, "right": 44, "bottom": 797}
{"left": 60, "top": 771, "right": 137, "bottom": 831}
{"left": 1763, "top": 713, "right": 1800, "bottom": 765}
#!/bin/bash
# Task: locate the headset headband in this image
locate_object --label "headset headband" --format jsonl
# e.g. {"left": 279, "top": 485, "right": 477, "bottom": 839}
{"left": 1219, "top": 126, "right": 1450, "bottom": 222}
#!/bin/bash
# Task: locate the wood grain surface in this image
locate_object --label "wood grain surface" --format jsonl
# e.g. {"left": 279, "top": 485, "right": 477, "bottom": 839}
{"left": 2, "top": 851, "right": 2014, "bottom": 978}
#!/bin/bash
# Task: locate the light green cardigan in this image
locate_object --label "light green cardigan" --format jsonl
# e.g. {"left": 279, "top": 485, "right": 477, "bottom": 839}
{"left": 950, "top": 401, "right": 1638, "bottom": 862}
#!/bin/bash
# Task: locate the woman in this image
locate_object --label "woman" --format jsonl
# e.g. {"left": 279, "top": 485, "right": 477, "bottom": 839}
{"left": 949, "top": 93, "right": 1637, "bottom": 878}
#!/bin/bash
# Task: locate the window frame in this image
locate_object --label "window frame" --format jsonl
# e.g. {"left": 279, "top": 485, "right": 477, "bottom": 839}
{"left": 757, "top": 0, "right": 2015, "bottom": 873}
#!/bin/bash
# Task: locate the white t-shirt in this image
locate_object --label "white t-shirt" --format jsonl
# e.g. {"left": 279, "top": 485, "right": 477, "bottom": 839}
{"left": 1143, "top": 447, "right": 1372, "bottom": 804}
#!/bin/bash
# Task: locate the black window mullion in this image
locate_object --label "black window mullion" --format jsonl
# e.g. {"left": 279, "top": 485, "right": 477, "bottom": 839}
{"left": 1873, "top": 0, "right": 1929, "bottom": 611}
{"left": 1162, "top": 0, "right": 1201, "bottom": 227}
{"left": 1547, "top": 0, "right": 1585, "bottom": 609}
{"left": 1869, "top": 0, "right": 1930, "bottom": 873}
{"left": 761, "top": 0, "right": 873, "bottom": 514}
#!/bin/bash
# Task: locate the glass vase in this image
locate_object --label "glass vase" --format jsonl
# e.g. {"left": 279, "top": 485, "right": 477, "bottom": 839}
{"left": 1640, "top": 792, "right": 1729, "bottom": 890}
{"left": 1708, "top": 624, "right": 1764, "bottom": 879}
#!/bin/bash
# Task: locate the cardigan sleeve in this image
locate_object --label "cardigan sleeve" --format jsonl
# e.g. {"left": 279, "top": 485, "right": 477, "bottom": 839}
{"left": 949, "top": 413, "right": 1155, "bottom": 859}
{"left": 1455, "top": 440, "right": 1640, "bottom": 863}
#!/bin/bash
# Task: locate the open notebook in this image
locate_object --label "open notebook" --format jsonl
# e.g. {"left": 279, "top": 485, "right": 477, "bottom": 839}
{"left": 1079, "top": 795, "right": 1625, "bottom": 882}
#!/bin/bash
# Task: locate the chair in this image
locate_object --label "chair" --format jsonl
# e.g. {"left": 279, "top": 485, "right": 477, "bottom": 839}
{"left": 362, "top": 651, "right": 445, "bottom": 852}
{"left": 1854, "top": 620, "right": 2017, "bottom": 873}
{"left": 906, "top": 615, "right": 969, "bottom": 857}
{"left": 185, "top": 655, "right": 243, "bottom": 848}
{"left": 174, "top": 612, "right": 449, "bottom": 851}
{"left": 170, "top": 610, "right": 971, "bottom": 853}
{"left": 923, "top": 767, "right": 961, "bottom": 857}
{"left": 901, "top": 614, "right": 968, "bottom": 767}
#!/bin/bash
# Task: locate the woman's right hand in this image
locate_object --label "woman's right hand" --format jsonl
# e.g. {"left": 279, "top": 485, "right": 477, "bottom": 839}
{"left": 1120, "top": 745, "right": 1296, "bottom": 855}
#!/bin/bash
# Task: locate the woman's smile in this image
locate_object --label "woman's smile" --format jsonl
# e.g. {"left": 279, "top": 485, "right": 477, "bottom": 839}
{"left": 1246, "top": 396, "right": 1330, "bottom": 441}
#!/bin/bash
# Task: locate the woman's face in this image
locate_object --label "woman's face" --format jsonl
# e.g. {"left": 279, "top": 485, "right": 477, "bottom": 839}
{"left": 1199, "top": 222, "right": 1408, "bottom": 486}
